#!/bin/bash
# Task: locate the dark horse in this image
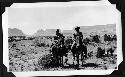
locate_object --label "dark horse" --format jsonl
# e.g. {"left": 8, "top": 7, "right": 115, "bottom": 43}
{"left": 51, "top": 41, "right": 69, "bottom": 67}
{"left": 71, "top": 42, "right": 87, "bottom": 66}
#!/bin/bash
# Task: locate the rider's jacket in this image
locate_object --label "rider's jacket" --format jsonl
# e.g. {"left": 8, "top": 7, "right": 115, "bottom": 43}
{"left": 56, "top": 32, "right": 65, "bottom": 45}
{"left": 73, "top": 31, "right": 83, "bottom": 46}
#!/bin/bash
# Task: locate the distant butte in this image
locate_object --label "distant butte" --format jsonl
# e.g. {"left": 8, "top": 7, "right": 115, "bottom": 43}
{"left": 8, "top": 24, "right": 116, "bottom": 36}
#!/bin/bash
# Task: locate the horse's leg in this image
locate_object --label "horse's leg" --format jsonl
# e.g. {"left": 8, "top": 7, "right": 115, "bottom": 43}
{"left": 59, "top": 55, "right": 61, "bottom": 66}
{"left": 83, "top": 51, "right": 87, "bottom": 60}
{"left": 56, "top": 55, "right": 58, "bottom": 66}
{"left": 81, "top": 51, "right": 84, "bottom": 66}
{"left": 57, "top": 53, "right": 61, "bottom": 66}
{"left": 58, "top": 55, "right": 60, "bottom": 66}
{"left": 62, "top": 56, "right": 63, "bottom": 66}
{"left": 73, "top": 53, "right": 75, "bottom": 60}
{"left": 82, "top": 51, "right": 87, "bottom": 66}
{"left": 73, "top": 53, "right": 77, "bottom": 65}
{"left": 85, "top": 51, "right": 87, "bottom": 59}
{"left": 76, "top": 53, "right": 79, "bottom": 66}
{"left": 73, "top": 53, "right": 75, "bottom": 65}
{"left": 81, "top": 51, "right": 83, "bottom": 61}
{"left": 64, "top": 54, "right": 68, "bottom": 65}
{"left": 61, "top": 55, "right": 63, "bottom": 66}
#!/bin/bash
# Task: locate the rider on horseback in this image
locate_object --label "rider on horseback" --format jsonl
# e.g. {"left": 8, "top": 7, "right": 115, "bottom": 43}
{"left": 55, "top": 29, "right": 65, "bottom": 66}
{"left": 56, "top": 29, "right": 65, "bottom": 47}
{"left": 73, "top": 26, "right": 83, "bottom": 46}
{"left": 71, "top": 26, "right": 85, "bottom": 67}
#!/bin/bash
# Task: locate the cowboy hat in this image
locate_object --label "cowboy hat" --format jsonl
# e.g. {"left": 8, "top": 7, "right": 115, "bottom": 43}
{"left": 56, "top": 29, "right": 60, "bottom": 32}
{"left": 75, "top": 26, "right": 80, "bottom": 30}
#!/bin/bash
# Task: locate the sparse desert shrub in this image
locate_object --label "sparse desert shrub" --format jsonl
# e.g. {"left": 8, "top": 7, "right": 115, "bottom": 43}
{"left": 37, "top": 53, "right": 53, "bottom": 69}
{"left": 33, "top": 38, "right": 44, "bottom": 47}
{"left": 92, "top": 35, "right": 100, "bottom": 43}
{"left": 33, "top": 37, "right": 53, "bottom": 47}
{"left": 9, "top": 31, "right": 117, "bottom": 71}
{"left": 97, "top": 47, "right": 105, "bottom": 58}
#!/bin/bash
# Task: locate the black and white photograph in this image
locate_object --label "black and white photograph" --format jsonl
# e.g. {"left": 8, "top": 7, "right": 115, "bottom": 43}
{"left": 4, "top": 2, "right": 120, "bottom": 73}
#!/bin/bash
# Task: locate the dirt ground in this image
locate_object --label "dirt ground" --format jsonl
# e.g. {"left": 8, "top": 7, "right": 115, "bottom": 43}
{"left": 9, "top": 39, "right": 117, "bottom": 72}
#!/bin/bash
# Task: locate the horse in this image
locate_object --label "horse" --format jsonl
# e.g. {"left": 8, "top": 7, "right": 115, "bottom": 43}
{"left": 71, "top": 41, "right": 87, "bottom": 66}
{"left": 50, "top": 40, "right": 69, "bottom": 67}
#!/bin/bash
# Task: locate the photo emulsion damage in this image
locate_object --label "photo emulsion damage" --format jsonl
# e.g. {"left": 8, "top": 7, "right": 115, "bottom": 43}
{"left": 8, "top": 4, "right": 118, "bottom": 72}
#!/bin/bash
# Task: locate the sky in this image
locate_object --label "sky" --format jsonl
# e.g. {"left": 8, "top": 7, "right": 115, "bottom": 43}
{"left": 8, "top": 4, "right": 117, "bottom": 35}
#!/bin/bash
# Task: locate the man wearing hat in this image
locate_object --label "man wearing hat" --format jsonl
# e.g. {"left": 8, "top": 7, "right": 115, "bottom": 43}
{"left": 71, "top": 26, "right": 84, "bottom": 67}
{"left": 73, "top": 26, "right": 83, "bottom": 46}
{"left": 55, "top": 29, "right": 65, "bottom": 66}
{"left": 56, "top": 29, "right": 65, "bottom": 46}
